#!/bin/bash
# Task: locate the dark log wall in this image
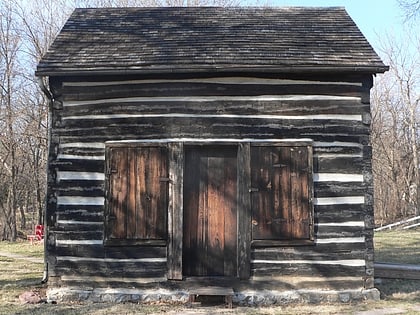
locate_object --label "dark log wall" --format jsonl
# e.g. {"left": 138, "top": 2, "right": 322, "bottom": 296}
{"left": 46, "top": 73, "right": 374, "bottom": 290}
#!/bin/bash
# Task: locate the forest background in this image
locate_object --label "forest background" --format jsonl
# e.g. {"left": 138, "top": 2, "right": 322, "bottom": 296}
{"left": 0, "top": 0, "right": 419, "bottom": 241}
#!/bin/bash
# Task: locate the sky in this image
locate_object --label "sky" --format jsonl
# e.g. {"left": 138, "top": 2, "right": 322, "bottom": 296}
{"left": 272, "top": 0, "right": 406, "bottom": 53}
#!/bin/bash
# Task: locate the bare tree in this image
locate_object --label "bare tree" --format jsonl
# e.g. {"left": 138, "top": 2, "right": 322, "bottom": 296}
{"left": 0, "top": 1, "right": 23, "bottom": 240}
{"left": 1, "top": 0, "right": 254, "bottom": 240}
{"left": 372, "top": 31, "right": 420, "bottom": 224}
{"left": 398, "top": 0, "right": 420, "bottom": 21}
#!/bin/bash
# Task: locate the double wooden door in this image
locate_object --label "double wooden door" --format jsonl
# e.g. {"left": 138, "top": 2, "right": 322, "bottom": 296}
{"left": 183, "top": 146, "right": 238, "bottom": 277}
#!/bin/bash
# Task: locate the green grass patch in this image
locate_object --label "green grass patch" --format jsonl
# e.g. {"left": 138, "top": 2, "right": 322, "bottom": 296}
{"left": 374, "top": 229, "right": 420, "bottom": 304}
{"left": 374, "top": 228, "right": 420, "bottom": 264}
{"left": 0, "top": 240, "right": 44, "bottom": 258}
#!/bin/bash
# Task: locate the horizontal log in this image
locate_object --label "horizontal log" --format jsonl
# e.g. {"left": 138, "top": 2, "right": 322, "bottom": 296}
{"left": 315, "top": 204, "right": 366, "bottom": 223}
{"left": 54, "top": 275, "right": 362, "bottom": 291}
{"left": 374, "top": 263, "right": 420, "bottom": 280}
{"left": 315, "top": 225, "right": 364, "bottom": 238}
{"left": 57, "top": 146, "right": 104, "bottom": 155}
{"left": 54, "top": 159, "right": 105, "bottom": 172}
{"left": 55, "top": 185, "right": 104, "bottom": 197}
{"left": 54, "top": 230, "right": 103, "bottom": 240}
{"left": 54, "top": 261, "right": 166, "bottom": 278}
{"left": 52, "top": 245, "right": 166, "bottom": 259}
{"left": 57, "top": 276, "right": 166, "bottom": 287}
{"left": 61, "top": 99, "right": 368, "bottom": 116}
{"left": 314, "top": 182, "right": 366, "bottom": 197}
{"left": 56, "top": 204, "right": 104, "bottom": 212}
{"left": 251, "top": 263, "right": 365, "bottom": 277}
{"left": 54, "top": 134, "right": 366, "bottom": 148}
{"left": 54, "top": 122, "right": 369, "bottom": 143}
{"left": 60, "top": 73, "right": 366, "bottom": 86}
{"left": 56, "top": 210, "right": 103, "bottom": 222}
{"left": 251, "top": 249, "right": 364, "bottom": 261}
{"left": 61, "top": 81, "right": 363, "bottom": 101}
{"left": 314, "top": 156, "right": 364, "bottom": 173}
{"left": 58, "top": 115, "right": 367, "bottom": 128}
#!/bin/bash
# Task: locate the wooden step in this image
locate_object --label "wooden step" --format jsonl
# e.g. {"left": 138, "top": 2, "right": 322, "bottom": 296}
{"left": 188, "top": 286, "right": 234, "bottom": 308}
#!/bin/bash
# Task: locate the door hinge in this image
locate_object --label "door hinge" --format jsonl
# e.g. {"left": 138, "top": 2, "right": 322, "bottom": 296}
{"left": 107, "top": 215, "right": 116, "bottom": 221}
{"left": 159, "top": 177, "right": 172, "bottom": 183}
{"left": 107, "top": 169, "right": 118, "bottom": 175}
{"left": 272, "top": 163, "right": 287, "bottom": 168}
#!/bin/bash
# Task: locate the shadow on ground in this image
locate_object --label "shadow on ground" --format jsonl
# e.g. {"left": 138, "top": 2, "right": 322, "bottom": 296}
{"left": 376, "top": 278, "right": 420, "bottom": 300}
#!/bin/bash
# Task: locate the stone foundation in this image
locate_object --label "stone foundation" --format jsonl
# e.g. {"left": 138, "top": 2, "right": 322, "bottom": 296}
{"left": 47, "top": 287, "right": 380, "bottom": 305}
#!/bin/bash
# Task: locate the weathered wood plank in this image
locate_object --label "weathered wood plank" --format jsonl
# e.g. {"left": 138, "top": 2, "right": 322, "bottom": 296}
{"left": 251, "top": 263, "right": 365, "bottom": 277}
{"left": 47, "top": 73, "right": 373, "bottom": 284}
{"left": 54, "top": 121, "right": 370, "bottom": 145}
{"left": 61, "top": 99, "right": 368, "bottom": 116}
{"left": 314, "top": 182, "right": 366, "bottom": 198}
{"left": 252, "top": 251, "right": 365, "bottom": 262}
{"left": 252, "top": 241, "right": 365, "bottom": 253}
{"left": 314, "top": 156, "right": 364, "bottom": 173}
{"left": 315, "top": 204, "right": 366, "bottom": 223}
{"left": 55, "top": 260, "right": 167, "bottom": 278}
{"left": 61, "top": 81, "right": 363, "bottom": 101}
{"left": 55, "top": 185, "right": 104, "bottom": 197}
{"left": 58, "top": 116, "right": 368, "bottom": 129}
{"left": 237, "top": 143, "right": 251, "bottom": 279}
{"left": 167, "top": 142, "right": 183, "bottom": 280}
{"left": 54, "top": 230, "right": 103, "bottom": 240}
{"left": 56, "top": 210, "right": 103, "bottom": 222}
{"left": 374, "top": 263, "right": 420, "bottom": 280}
{"left": 52, "top": 245, "right": 166, "bottom": 259}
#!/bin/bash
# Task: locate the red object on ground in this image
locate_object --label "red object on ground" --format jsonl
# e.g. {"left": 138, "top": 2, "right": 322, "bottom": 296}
{"left": 27, "top": 225, "right": 44, "bottom": 244}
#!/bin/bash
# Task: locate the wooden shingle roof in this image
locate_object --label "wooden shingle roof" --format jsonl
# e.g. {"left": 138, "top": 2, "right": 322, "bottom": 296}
{"left": 36, "top": 7, "right": 388, "bottom": 76}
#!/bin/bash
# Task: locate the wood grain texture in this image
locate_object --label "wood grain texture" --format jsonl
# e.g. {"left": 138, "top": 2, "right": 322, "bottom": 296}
{"left": 46, "top": 73, "right": 374, "bottom": 287}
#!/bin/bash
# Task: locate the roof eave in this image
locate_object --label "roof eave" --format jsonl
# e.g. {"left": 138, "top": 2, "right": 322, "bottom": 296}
{"left": 35, "top": 64, "right": 389, "bottom": 77}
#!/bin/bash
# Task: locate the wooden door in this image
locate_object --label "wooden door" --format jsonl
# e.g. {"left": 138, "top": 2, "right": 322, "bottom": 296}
{"left": 251, "top": 145, "right": 312, "bottom": 241}
{"left": 106, "top": 145, "right": 168, "bottom": 245}
{"left": 183, "top": 146, "right": 238, "bottom": 277}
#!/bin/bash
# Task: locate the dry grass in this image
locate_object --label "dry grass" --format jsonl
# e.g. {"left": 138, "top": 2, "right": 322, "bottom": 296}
{"left": 374, "top": 228, "right": 420, "bottom": 304}
{"left": 374, "top": 228, "right": 420, "bottom": 264}
{"left": 0, "top": 230, "right": 419, "bottom": 314}
{"left": 0, "top": 242, "right": 45, "bottom": 315}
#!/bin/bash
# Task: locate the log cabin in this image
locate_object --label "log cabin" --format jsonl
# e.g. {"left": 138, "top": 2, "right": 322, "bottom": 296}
{"left": 36, "top": 7, "right": 388, "bottom": 304}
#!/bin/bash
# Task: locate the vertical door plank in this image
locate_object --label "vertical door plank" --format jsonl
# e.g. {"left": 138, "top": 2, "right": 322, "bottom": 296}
{"left": 140, "top": 147, "right": 168, "bottom": 239}
{"left": 127, "top": 148, "right": 137, "bottom": 238}
{"left": 237, "top": 143, "right": 251, "bottom": 279}
{"left": 251, "top": 146, "right": 276, "bottom": 239}
{"left": 197, "top": 152, "right": 208, "bottom": 276}
{"left": 167, "top": 142, "right": 183, "bottom": 280}
{"left": 223, "top": 150, "right": 238, "bottom": 277}
{"left": 207, "top": 153, "right": 225, "bottom": 276}
{"left": 110, "top": 147, "right": 127, "bottom": 239}
{"left": 134, "top": 148, "right": 143, "bottom": 238}
{"left": 183, "top": 147, "right": 200, "bottom": 276}
{"left": 157, "top": 147, "right": 169, "bottom": 239}
{"left": 290, "top": 146, "right": 310, "bottom": 239}
{"left": 279, "top": 147, "right": 292, "bottom": 239}
{"left": 148, "top": 148, "right": 158, "bottom": 239}
{"left": 137, "top": 148, "right": 148, "bottom": 238}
